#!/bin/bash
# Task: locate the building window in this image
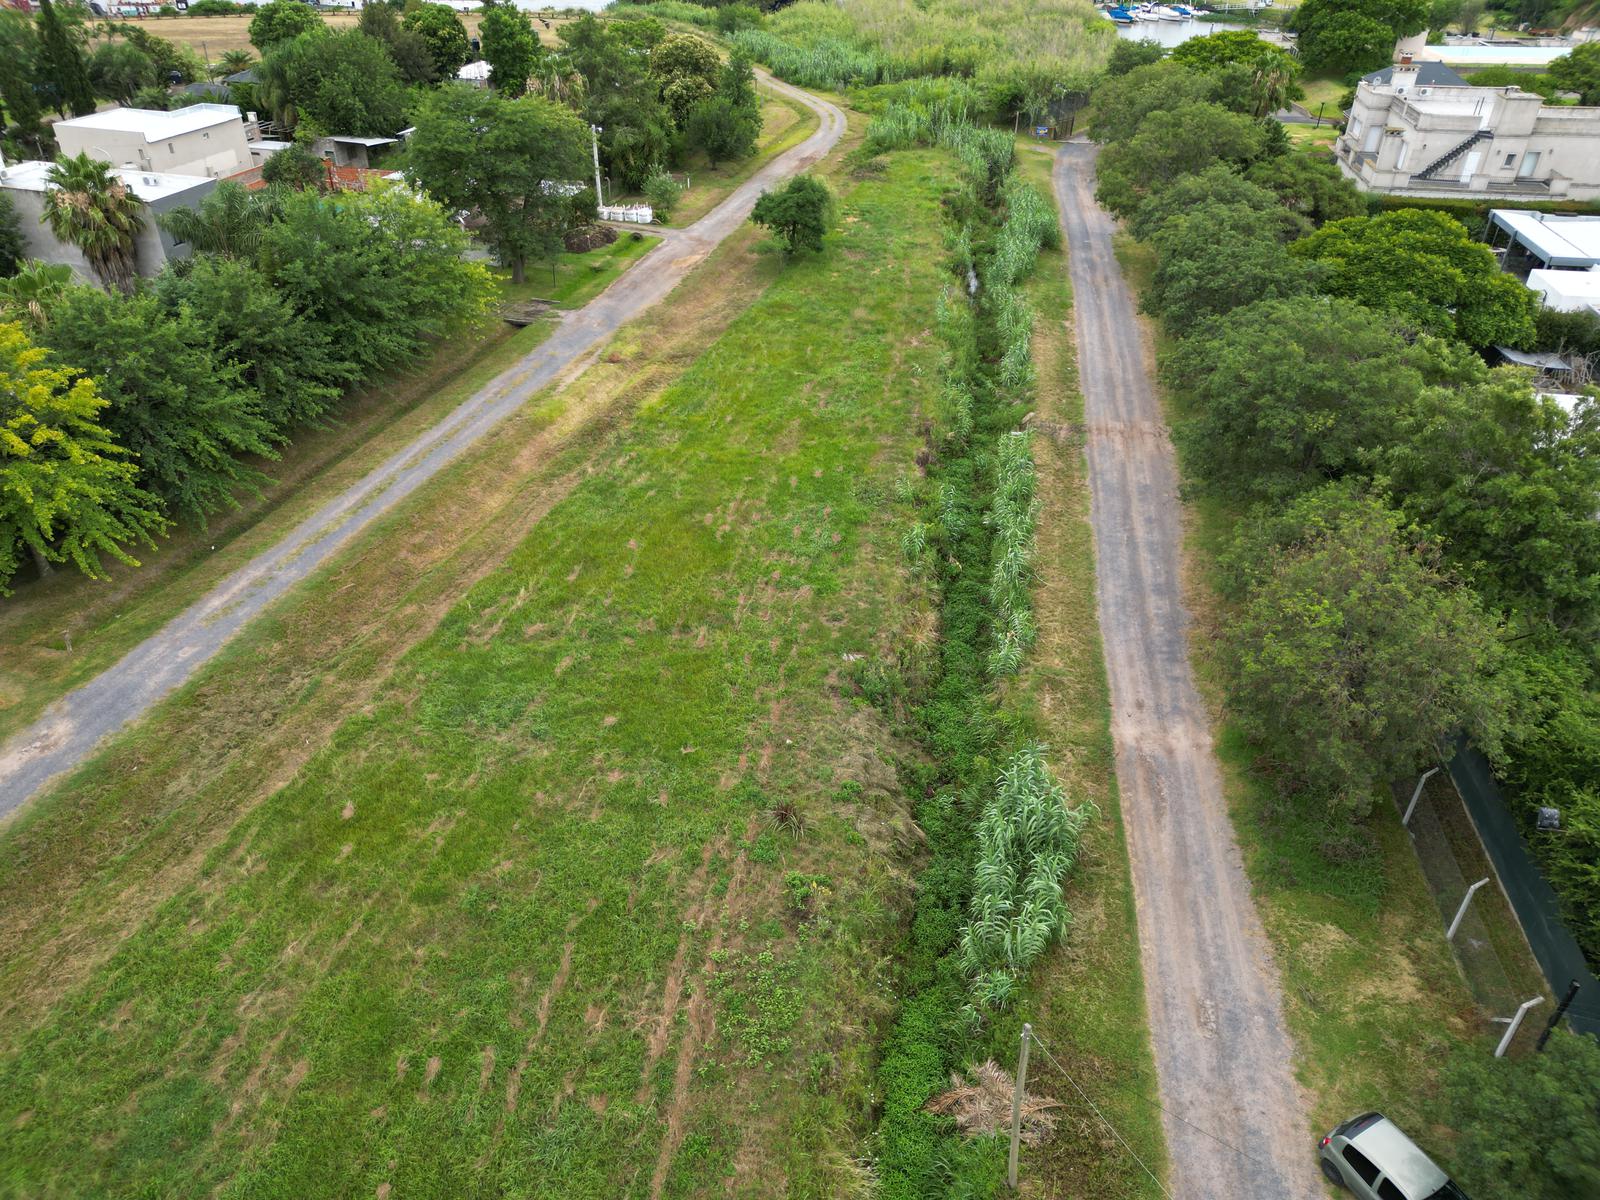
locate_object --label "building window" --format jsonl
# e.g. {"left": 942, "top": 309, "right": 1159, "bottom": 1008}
{"left": 1348, "top": 116, "right": 1362, "bottom": 139}
{"left": 1505, "top": 152, "right": 1517, "bottom": 167}
{"left": 1396, "top": 140, "right": 1410, "bottom": 170}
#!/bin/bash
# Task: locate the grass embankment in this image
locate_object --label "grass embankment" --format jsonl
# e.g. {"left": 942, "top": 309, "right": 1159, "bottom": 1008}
{"left": 0, "top": 144, "right": 955, "bottom": 1199}
{"left": 1113, "top": 232, "right": 1510, "bottom": 1163}
{"left": 0, "top": 236, "right": 659, "bottom": 749}
{"left": 496, "top": 232, "right": 661, "bottom": 307}
{"left": 86, "top": 10, "right": 571, "bottom": 58}
{"left": 1000, "top": 146, "right": 1165, "bottom": 1199}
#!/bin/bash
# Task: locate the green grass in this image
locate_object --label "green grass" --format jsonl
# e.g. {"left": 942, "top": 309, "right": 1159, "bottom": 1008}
{"left": 1297, "top": 75, "right": 1348, "bottom": 116}
{"left": 997, "top": 144, "right": 1167, "bottom": 1199}
{"left": 494, "top": 233, "right": 662, "bottom": 308}
{"left": 1285, "top": 122, "right": 1340, "bottom": 149}
{"left": 1116, "top": 229, "right": 1508, "bottom": 1171}
{"left": 0, "top": 149, "right": 956, "bottom": 1200}
{"left": 0, "top": 311, "right": 558, "bottom": 749}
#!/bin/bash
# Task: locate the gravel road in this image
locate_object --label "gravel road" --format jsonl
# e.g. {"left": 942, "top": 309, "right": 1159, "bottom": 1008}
{"left": 1053, "top": 141, "right": 1322, "bottom": 1200}
{"left": 0, "top": 74, "right": 845, "bottom": 818}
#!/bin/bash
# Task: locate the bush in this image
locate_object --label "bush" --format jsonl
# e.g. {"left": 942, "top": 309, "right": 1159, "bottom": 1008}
{"left": 751, "top": 174, "right": 833, "bottom": 254}
{"left": 641, "top": 169, "right": 682, "bottom": 221}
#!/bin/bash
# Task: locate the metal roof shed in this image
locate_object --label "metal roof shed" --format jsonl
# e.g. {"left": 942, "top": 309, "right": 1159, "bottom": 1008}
{"left": 1489, "top": 210, "right": 1600, "bottom": 269}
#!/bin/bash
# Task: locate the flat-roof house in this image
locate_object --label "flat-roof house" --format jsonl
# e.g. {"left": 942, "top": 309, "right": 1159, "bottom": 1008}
{"left": 1334, "top": 63, "right": 1600, "bottom": 200}
{"left": 0, "top": 160, "right": 215, "bottom": 284}
{"left": 1527, "top": 267, "right": 1600, "bottom": 315}
{"left": 1488, "top": 209, "right": 1600, "bottom": 272}
{"left": 52, "top": 104, "right": 253, "bottom": 179}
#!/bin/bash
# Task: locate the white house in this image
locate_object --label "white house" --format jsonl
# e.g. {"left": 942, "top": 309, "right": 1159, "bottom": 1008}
{"left": 1527, "top": 267, "right": 1600, "bottom": 314}
{"left": 1335, "top": 55, "right": 1600, "bottom": 200}
{"left": 52, "top": 104, "right": 254, "bottom": 179}
{"left": 0, "top": 160, "right": 216, "bottom": 284}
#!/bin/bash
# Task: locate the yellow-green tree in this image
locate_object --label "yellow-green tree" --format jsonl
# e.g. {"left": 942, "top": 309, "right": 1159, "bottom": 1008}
{"left": 0, "top": 321, "right": 165, "bottom": 591}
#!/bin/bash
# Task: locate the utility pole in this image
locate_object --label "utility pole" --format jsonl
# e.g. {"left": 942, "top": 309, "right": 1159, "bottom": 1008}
{"left": 590, "top": 123, "right": 603, "bottom": 207}
{"left": 1536, "top": 981, "right": 1580, "bottom": 1052}
{"left": 1403, "top": 766, "right": 1440, "bottom": 826}
{"left": 1008, "top": 1023, "right": 1031, "bottom": 1191}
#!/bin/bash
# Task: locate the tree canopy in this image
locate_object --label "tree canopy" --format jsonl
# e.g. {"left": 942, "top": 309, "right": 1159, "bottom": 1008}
{"left": 1244, "top": 151, "right": 1364, "bottom": 227}
{"left": 42, "top": 154, "right": 143, "bottom": 294}
{"left": 1290, "top": 0, "right": 1429, "bottom": 75}
{"left": 404, "top": 85, "right": 588, "bottom": 284}
{"left": 752, "top": 174, "right": 833, "bottom": 255}
{"left": 480, "top": 0, "right": 541, "bottom": 96}
{"left": 248, "top": 0, "right": 321, "bottom": 53}
{"left": 0, "top": 320, "right": 165, "bottom": 591}
{"left": 1096, "top": 101, "right": 1271, "bottom": 215}
{"left": 1131, "top": 165, "right": 1310, "bottom": 244}
{"left": 402, "top": 4, "right": 471, "bottom": 81}
{"left": 1143, "top": 202, "right": 1317, "bottom": 329}
{"left": 258, "top": 29, "right": 408, "bottom": 136}
{"left": 1220, "top": 483, "right": 1507, "bottom": 812}
{"left": 1548, "top": 41, "right": 1600, "bottom": 106}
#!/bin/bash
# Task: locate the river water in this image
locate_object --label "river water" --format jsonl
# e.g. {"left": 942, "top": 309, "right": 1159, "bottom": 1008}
{"left": 1111, "top": 16, "right": 1255, "bottom": 46}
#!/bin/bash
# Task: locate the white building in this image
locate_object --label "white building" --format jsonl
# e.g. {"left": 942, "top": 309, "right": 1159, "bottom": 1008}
{"left": 1335, "top": 61, "right": 1600, "bottom": 200}
{"left": 0, "top": 160, "right": 216, "bottom": 284}
{"left": 1527, "top": 267, "right": 1600, "bottom": 314}
{"left": 52, "top": 104, "right": 254, "bottom": 179}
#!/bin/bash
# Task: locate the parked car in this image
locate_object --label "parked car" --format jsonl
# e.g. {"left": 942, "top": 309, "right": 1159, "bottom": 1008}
{"left": 1319, "top": 1113, "right": 1471, "bottom": 1200}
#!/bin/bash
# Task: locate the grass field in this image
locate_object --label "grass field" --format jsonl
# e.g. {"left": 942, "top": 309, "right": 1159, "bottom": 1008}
{"left": 0, "top": 140, "right": 961, "bottom": 1198}
{"left": 87, "top": 10, "right": 569, "bottom": 59}
{"left": 496, "top": 232, "right": 661, "bottom": 307}
{"left": 1113, "top": 233, "right": 1518, "bottom": 1171}
{"left": 0, "top": 236, "right": 661, "bottom": 749}
{"left": 999, "top": 145, "right": 1167, "bottom": 1199}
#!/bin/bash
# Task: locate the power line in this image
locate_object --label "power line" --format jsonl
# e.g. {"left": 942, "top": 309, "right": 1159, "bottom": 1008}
{"left": 1024, "top": 1028, "right": 1174, "bottom": 1200}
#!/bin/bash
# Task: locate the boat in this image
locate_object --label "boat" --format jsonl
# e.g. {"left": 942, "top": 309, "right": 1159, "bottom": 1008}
{"left": 1153, "top": 5, "right": 1187, "bottom": 20}
{"left": 1130, "top": 5, "right": 1160, "bottom": 20}
{"left": 1106, "top": 5, "right": 1136, "bottom": 22}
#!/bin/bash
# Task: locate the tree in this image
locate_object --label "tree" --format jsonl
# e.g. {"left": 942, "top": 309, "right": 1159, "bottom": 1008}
{"left": 1105, "top": 38, "right": 1165, "bottom": 78}
{"left": 751, "top": 174, "right": 832, "bottom": 255}
{"left": 652, "top": 32, "right": 721, "bottom": 128}
{"left": 35, "top": 0, "right": 96, "bottom": 117}
{"left": 248, "top": 0, "right": 321, "bottom": 53}
{"left": 404, "top": 86, "right": 587, "bottom": 285}
{"left": 643, "top": 167, "right": 681, "bottom": 220}
{"left": 1291, "top": 208, "right": 1539, "bottom": 348}
{"left": 157, "top": 181, "right": 281, "bottom": 259}
{"left": 1291, "top": 0, "right": 1429, "bottom": 75}
{"left": 1377, "top": 372, "right": 1600, "bottom": 631}
{"left": 0, "top": 8, "right": 45, "bottom": 136}
{"left": 1444, "top": 1030, "right": 1600, "bottom": 1200}
{"left": 257, "top": 184, "right": 494, "bottom": 377}
{"left": 259, "top": 30, "right": 408, "bottom": 136}
{"left": 355, "top": 1, "right": 435, "bottom": 85}
{"left": 1220, "top": 483, "right": 1506, "bottom": 813}
{"left": 1169, "top": 30, "right": 1303, "bottom": 115}
{"left": 42, "top": 154, "right": 144, "bottom": 294}
{"left": 259, "top": 142, "right": 324, "bottom": 190}
{"left": 1096, "top": 101, "right": 1269, "bottom": 215}
{"left": 218, "top": 48, "right": 255, "bottom": 77}
{"left": 0, "top": 194, "right": 22, "bottom": 279}
{"left": 1244, "top": 152, "right": 1364, "bottom": 226}
{"left": 403, "top": 4, "right": 471, "bottom": 81}
{"left": 1166, "top": 298, "right": 1427, "bottom": 499}
{"left": 1087, "top": 60, "right": 1218, "bottom": 145}
{"left": 480, "top": 0, "right": 540, "bottom": 96}
{"left": 685, "top": 96, "right": 759, "bottom": 167}
{"left": 1131, "top": 165, "right": 1311, "bottom": 244}
{"left": 558, "top": 12, "right": 674, "bottom": 191}
{"left": 89, "top": 43, "right": 158, "bottom": 105}
{"left": 157, "top": 255, "right": 353, "bottom": 434}
{"left": 1548, "top": 42, "right": 1600, "bottom": 106}
{"left": 0, "top": 262, "right": 76, "bottom": 328}
{"left": 42, "top": 287, "right": 274, "bottom": 520}
{"left": 1143, "top": 203, "right": 1318, "bottom": 330}
{"left": 0, "top": 320, "right": 165, "bottom": 590}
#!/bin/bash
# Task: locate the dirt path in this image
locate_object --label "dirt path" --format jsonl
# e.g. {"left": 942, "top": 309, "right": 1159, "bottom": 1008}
{"left": 1052, "top": 142, "right": 1320, "bottom": 1200}
{"left": 0, "top": 73, "right": 845, "bottom": 818}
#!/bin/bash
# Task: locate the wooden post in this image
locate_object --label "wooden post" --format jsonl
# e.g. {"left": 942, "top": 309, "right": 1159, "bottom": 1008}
{"left": 1008, "top": 1023, "right": 1031, "bottom": 1190}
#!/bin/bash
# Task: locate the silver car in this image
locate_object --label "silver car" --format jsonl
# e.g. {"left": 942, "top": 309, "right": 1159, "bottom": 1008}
{"left": 1319, "top": 1112, "right": 1471, "bottom": 1200}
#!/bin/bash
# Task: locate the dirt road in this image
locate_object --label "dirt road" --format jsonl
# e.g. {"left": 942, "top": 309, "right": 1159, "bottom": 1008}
{"left": 1052, "top": 142, "right": 1320, "bottom": 1200}
{"left": 0, "top": 74, "right": 844, "bottom": 818}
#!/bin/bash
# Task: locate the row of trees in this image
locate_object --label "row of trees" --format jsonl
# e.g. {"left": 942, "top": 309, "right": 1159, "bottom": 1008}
{"left": 1096, "top": 47, "right": 1600, "bottom": 992}
{"left": 0, "top": 178, "right": 494, "bottom": 592}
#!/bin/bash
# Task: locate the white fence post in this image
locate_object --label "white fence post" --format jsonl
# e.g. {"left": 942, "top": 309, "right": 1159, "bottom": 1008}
{"left": 1403, "top": 766, "right": 1440, "bottom": 826}
{"left": 1448, "top": 878, "right": 1490, "bottom": 941}
{"left": 1495, "top": 996, "right": 1544, "bottom": 1057}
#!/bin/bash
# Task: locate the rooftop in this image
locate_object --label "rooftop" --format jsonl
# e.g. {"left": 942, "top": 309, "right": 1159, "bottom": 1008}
{"left": 54, "top": 103, "right": 244, "bottom": 143}
{"left": 1528, "top": 267, "right": 1600, "bottom": 310}
{"left": 1363, "top": 62, "right": 1469, "bottom": 87}
{"left": 1491, "top": 210, "right": 1600, "bottom": 268}
{"left": 0, "top": 159, "right": 213, "bottom": 202}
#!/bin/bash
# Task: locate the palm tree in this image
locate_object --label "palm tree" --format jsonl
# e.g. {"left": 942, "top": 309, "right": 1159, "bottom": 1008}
{"left": 157, "top": 181, "right": 280, "bottom": 260}
{"left": 218, "top": 48, "right": 255, "bottom": 78}
{"left": 42, "top": 154, "right": 143, "bottom": 294}
{"left": 0, "top": 261, "right": 77, "bottom": 329}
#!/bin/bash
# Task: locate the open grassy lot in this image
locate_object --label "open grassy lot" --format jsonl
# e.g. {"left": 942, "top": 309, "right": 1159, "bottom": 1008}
{"left": 0, "top": 235, "right": 661, "bottom": 749}
{"left": 1297, "top": 75, "right": 1349, "bottom": 117}
{"left": 1112, "top": 233, "right": 1512, "bottom": 1169}
{"left": 495, "top": 232, "right": 661, "bottom": 307}
{"left": 86, "top": 10, "right": 568, "bottom": 59}
{"left": 0, "top": 144, "right": 955, "bottom": 1199}
{"left": 998, "top": 145, "right": 1166, "bottom": 1199}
